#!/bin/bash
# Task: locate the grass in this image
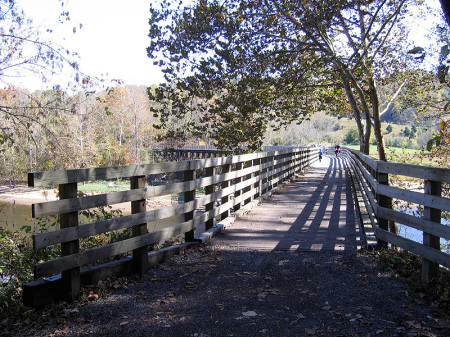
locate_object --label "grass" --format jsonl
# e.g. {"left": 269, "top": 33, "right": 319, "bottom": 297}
{"left": 343, "top": 144, "right": 427, "bottom": 160}
{"left": 78, "top": 180, "right": 129, "bottom": 192}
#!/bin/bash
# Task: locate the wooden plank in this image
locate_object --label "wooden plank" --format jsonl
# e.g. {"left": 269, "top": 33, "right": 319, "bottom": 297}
{"left": 33, "top": 175, "right": 261, "bottom": 248}
{"left": 131, "top": 175, "right": 148, "bottom": 274}
{"left": 186, "top": 149, "right": 298, "bottom": 171}
{"left": 377, "top": 162, "right": 450, "bottom": 183}
{"left": 188, "top": 152, "right": 259, "bottom": 170}
{"left": 32, "top": 165, "right": 264, "bottom": 217}
{"left": 345, "top": 148, "right": 378, "bottom": 172}
{"left": 205, "top": 166, "right": 216, "bottom": 231}
{"left": 34, "top": 220, "right": 197, "bottom": 278}
{"left": 184, "top": 169, "right": 196, "bottom": 242}
{"left": 375, "top": 229, "right": 450, "bottom": 268}
{"left": 28, "top": 161, "right": 191, "bottom": 187}
{"left": 33, "top": 202, "right": 194, "bottom": 248}
{"left": 221, "top": 163, "right": 232, "bottom": 221}
{"left": 233, "top": 162, "right": 244, "bottom": 213}
{"left": 422, "top": 180, "right": 442, "bottom": 284}
{"left": 59, "top": 182, "right": 80, "bottom": 301}
{"left": 376, "top": 184, "right": 450, "bottom": 211}
{"left": 347, "top": 158, "right": 378, "bottom": 246}
{"left": 377, "top": 206, "right": 450, "bottom": 240}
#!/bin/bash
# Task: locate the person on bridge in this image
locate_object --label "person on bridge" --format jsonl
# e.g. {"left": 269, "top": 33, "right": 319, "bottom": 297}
{"left": 319, "top": 149, "right": 323, "bottom": 162}
{"left": 334, "top": 144, "right": 341, "bottom": 156}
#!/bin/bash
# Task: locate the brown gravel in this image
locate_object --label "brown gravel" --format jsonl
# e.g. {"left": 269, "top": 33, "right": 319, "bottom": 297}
{"left": 2, "top": 245, "right": 449, "bottom": 337}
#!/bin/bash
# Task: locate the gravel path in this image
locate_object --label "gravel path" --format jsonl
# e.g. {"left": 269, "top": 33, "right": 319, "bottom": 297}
{"left": 4, "top": 246, "right": 449, "bottom": 337}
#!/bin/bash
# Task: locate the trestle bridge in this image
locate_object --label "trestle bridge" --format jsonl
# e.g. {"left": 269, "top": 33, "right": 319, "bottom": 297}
{"left": 23, "top": 147, "right": 450, "bottom": 308}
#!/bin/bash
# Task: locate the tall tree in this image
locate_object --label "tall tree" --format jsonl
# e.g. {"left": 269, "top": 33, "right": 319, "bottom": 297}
{"left": 148, "top": 0, "right": 415, "bottom": 158}
{"left": 0, "top": 0, "right": 96, "bottom": 159}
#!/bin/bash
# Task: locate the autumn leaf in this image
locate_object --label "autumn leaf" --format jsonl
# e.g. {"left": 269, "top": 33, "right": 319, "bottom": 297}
{"left": 406, "top": 321, "right": 422, "bottom": 329}
{"left": 305, "top": 328, "right": 316, "bottom": 335}
{"left": 242, "top": 311, "right": 257, "bottom": 317}
{"left": 185, "top": 281, "right": 196, "bottom": 288}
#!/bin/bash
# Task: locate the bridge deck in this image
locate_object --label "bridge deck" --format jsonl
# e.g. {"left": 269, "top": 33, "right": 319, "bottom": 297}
{"left": 212, "top": 156, "right": 364, "bottom": 251}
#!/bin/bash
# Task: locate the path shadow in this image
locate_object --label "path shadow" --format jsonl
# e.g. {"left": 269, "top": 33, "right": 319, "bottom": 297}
{"left": 212, "top": 156, "right": 362, "bottom": 251}
{"left": 273, "top": 156, "right": 361, "bottom": 251}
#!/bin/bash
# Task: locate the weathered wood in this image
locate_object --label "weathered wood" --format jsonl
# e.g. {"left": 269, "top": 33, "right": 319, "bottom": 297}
{"left": 221, "top": 164, "right": 232, "bottom": 221}
{"left": 58, "top": 183, "right": 80, "bottom": 302}
{"left": 205, "top": 166, "right": 216, "bottom": 231}
{"left": 422, "top": 180, "right": 442, "bottom": 284}
{"left": 29, "top": 149, "right": 301, "bottom": 188}
{"left": 28, "top": 161, "right": 191, "bottom": 187}
{"left": 253, "top": 158, "right": 261, "bottom": 199}
{"left": 131, "top": 175, "right": 148, "bottom": 274}
{"left": 31, "top": 165, "right": 264, "bottom": 218}
{"left": 377, "top": 206, "right": 450, "bottom": 240}
{"left": 24, "top": 242, "right": 197, "bottom": 308}
{"left": 345, "top": 148, "right": 378, "bottom": 172}
{"left": 346, "top": 157, "right": 378, "bottom": 246}
{"left": 34, "top": 220, "right": 198, "bottom": 278}
{"left": 376, "top": 229, "right": 450, "bottom": 268}
{"left": 233, "top": 162, "right": 243, "bottom": 213}
{"left": 184, "top": 169, "right": 196, "bottom": 242}
{"left": 376, "top": 184, "right": 450, "bottom": 211}
{"left": 378, "top": 161, "right": 450, "bottom": 183}
{"left": 33, "top": 175, "right": 261, "bottom": 248}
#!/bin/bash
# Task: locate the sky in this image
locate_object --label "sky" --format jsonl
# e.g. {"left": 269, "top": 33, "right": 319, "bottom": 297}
{"left": 15, "top": 0, "right": 165, "bottom": 90}
{"left": 12, "top": 0, "right": 445, "bottom": 91}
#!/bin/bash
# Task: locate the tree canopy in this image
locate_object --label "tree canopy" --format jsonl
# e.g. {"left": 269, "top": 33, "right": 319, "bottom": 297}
{"left": 147, "top": 0, "right": 421, "bottom": 157}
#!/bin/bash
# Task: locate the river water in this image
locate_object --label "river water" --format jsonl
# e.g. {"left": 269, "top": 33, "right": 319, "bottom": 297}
{"left": 1, "top": 202, "right": 448, "bottom": 250}
{"left": 0, "top": 200, "right": 183, "bottom": 236}
{"left": 0, "top": 202, "right": 37, "bottom": 233}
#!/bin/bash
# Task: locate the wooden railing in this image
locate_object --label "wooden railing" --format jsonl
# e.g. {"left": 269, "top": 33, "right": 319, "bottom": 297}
{"left": 343, "top": 148, "right": 450, "bottom": 284}
{"left": 23, "top": 147, "right": 318, "bottom": 307}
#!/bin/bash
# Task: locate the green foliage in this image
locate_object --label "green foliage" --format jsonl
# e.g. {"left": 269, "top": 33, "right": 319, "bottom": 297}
{"left": 344, "top": 127, "right": 359, "bottom": 145}
{"left": 386, "top": 124, "right": 393, "bottom": 133}
{"left": 270, "top": 136, "right": 284, "bottom": 146}
{"left": 0, "top": 202, "right": 125, "bottom": 317}
{"left": 147, "top": 0, "right": 412, "bottom": 155}
{"left": 0, "top": 226, "right": 60, "bottom": 316}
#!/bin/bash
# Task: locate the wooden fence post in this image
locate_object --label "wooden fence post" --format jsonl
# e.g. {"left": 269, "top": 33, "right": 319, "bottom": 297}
{"left": 243, "top": 160, "right": 253, "bottom": 206}
{"left": 253, "top": 158, "right": 261, "bottom": 199}
{"left": 221, "top": 164, "right": 232, "bottom": 221}
{"left": 266, "top": 156, "right": 275, "bottom": 192}
{"left": 184, "top": 169, "right": 196, "bottom": 241}
{"left": 59, "top": 182, "right": 80, "bottom": 301}
{"left": 233, "top": 162, "right": 243, "bottom": 213}
{"left": 205, "top": 166, "right": 216, "bottom": 231}
{"left": 376, "top": 170, "right": 390, "bottom": 248}
{"left": 422, "top": 180, "right": 442, "bottom": 285}
{"left": 260, "top": 156, "right": 268, "bottom": 195}
{"left": 131, "top": 175, "right": 148, "bottom": 274}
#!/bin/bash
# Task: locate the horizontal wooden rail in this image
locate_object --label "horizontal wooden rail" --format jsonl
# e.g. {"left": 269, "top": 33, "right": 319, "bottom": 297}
{"left": 344, "top": 148, "right": 450, "bottom": 283}
{"left": 24, "top": 147, "right": 318, "bottom": 307}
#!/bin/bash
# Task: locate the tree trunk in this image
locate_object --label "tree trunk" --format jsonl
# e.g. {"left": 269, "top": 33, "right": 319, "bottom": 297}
{"left": 339, "top": 71, "right": 370, "bottom": 154}
{"left": 369, "top": 78, "right": 387, "bottom": 161}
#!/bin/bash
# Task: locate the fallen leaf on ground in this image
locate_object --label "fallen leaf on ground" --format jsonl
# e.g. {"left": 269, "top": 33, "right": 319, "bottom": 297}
{"left": 242, "top": 311, "right": 257, "bottom": 317}
{"left": 406, "top": 321, "right": 422, "bottom": 329}
{"left": 185, "top": 281, "right": 196, "bottom": 288}
{"left": 305, "top": 328, "right": 316, "bottom": 335}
